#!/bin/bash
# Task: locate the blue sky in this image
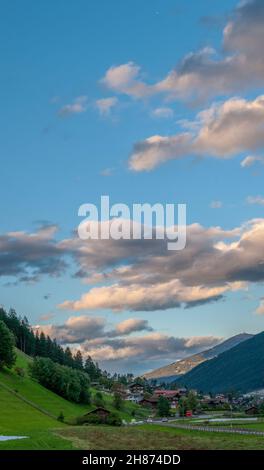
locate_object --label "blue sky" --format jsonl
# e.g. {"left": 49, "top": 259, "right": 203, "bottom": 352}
{"left": 1, "top": 0, "right": 264, "bottom": 374}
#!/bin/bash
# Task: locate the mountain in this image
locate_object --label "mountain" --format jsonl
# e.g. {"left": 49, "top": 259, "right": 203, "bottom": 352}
{"left": 174, "top": 331, "right": 264, "bottom": 394}
{"left": 142, "top": 333, "right": 253, "bottom": 382}
{"left": 201, "top": 333, "right": 254, "bottom": 359}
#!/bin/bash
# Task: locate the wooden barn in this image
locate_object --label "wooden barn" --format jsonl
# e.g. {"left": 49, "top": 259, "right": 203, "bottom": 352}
{"left": 79, "top": 407, "right": 111, "bottom": 424}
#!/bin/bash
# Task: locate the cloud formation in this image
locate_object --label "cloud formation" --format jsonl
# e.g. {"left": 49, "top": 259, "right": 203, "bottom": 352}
{"left": 58, "top": 96, "right": 88, "bottom": 116}
{"left": 114, "top": 318, "right": 152, "bottom": 335}
{"left": 101, "top": 62, "right": 151, "bottom": 98}
{"left": 0, "top": 225, "right": 66, "bottom": 282}
{"left": 60, "top": 280, "right": 230, "bottom": 312}
{"left": 79, "top": 333, "right": 221, "bottom": 374}
{"left": 101, "top": 1, "right": 264, "bottom": 102}
{"left": 37, "top": 315, "right": 153, "bottom": 344}
{"left": 129, "top": 95, "right": 264, "bottom": 171}
{"left": 2, "top": 219, "right": 264, "bottom": 313}
{"left": 59, "top": 219, "right": 264, "bottom": 312}
{"left": 36, "top": 315, "right": 221, "bottom": 374}
{"left": 95, "top": 97, "right": 118, "bottom": 116}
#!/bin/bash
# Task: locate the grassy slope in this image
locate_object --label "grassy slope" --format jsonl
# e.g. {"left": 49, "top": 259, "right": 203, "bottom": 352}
{"left": 0, "top": 350, "right": 91, "bottom": 421}
{"left": 0, "top": 349, "right": 149, "bottom": 449}
{"left": 0, "top": 385, "right": 74, "bottom": 450}
{"left": 0, "top": 349, "right": 148, "bottom": 422}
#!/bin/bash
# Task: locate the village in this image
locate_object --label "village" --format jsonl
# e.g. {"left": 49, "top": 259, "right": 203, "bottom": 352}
{"left": 87, "top": 380, "right": 264, "bottom": 423}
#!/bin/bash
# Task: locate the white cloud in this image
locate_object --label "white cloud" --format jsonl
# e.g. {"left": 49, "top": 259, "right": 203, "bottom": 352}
{"left": 129, "top": 95, "right": 264, "bottom": 171}
{"left": 101, "top": 2, "right": 264, "bottom": 103}
{"left": 79, "top": 332, "right": 221, "bottom": 372}
{"left": 38, "top": 316, "right": 106, "bottom": 344}
{"left": 115, "top": 318, "right": 152, "bottom": 335}
{"left": 129, "top": 133, "right": 192, "bottom": 171}
{"left": 58, "top": 96, "right": 88, "bottom": 116}
{"left": 59, "top": 218, "right": 264, "bottom": 312}
{"left": 36, "top": 314, "right": 221, "bottom": 373}
{"left": 101, "top": 1, "right": 264, "bottom": 106}
{"left": 95, "top": 97, "right": 118, "bottom": 116}
{"left": 2, "top": 218, "right": 264, "bottom": 314}
{"left": 37, "top": 315, "right": 153, "bottom": 344}
{"left": 60, "top": 280, "right": 231, "bottom": 312}
{"left": 0, "top": 224, "right": 66, "bottom": 282}
{"left": 101, "top": 62, "right": 151, "bottom": 98}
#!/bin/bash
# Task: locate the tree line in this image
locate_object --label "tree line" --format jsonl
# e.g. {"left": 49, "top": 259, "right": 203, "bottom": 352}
{"left": 0, "top": 307, "right": 137, "bottom": 390}
{"left": 0, "top": 307, "right": 101, "bottom": 380}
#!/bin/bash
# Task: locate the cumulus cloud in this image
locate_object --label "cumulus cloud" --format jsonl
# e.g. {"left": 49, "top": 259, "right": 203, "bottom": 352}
{"left": 60, "top": 280, "right": 230, "bottom": 312}
{"left": 95, "top": 97, "right": 118, "bottom": 116}
{"left": 101, "top": 62, "right": 151, "bottom": 98}
{"left": 37, "top": 315, "right": 153, "bottom": 344}
{"left": 79, "top": 332, "right": 221, "bottom": 374}
{"left": 2, "top": 218, "right": 264, "bottom": 313}
{"left": 0, "top": 225, "right": 67, "bottom": 282}
{"left": 129, "top": 133, "right": 192, "bottom": 171}
{"left": 58, "top": 219, "right": 264, "bottom": 312}
{"left": 37, "top": 314, "right": 221, "bottom": 373}
{"left": 223, "top": 0, "right": 264, "bottom": 57}
{"left": 129, "top": 95, "right": 264, "bottom": 171}
{"left": 58, "top": 96, "right": 88, "bottom": 116}
{"left": 101, "top": 1, "right": 264, "bottom": 102}
{"left": 114, "top": 318, "right": 153, "bottom": 335}
{"left": 37, "top": 316, "right": 107, "bottom": 344}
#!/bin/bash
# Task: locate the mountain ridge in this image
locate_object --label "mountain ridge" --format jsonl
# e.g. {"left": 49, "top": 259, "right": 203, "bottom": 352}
{"left": 173, "top": 330, "right": 264, "bottom": 393}
{"left": 142, "top": 333, "right": 253, "bottom": 381}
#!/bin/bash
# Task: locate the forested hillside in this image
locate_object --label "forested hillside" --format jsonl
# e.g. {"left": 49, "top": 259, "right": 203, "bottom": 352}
{"left": 174, "top": 331, "right": 264, "bottom": 393}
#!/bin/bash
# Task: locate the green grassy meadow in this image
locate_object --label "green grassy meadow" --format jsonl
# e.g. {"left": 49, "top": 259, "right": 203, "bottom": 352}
{"left": 0, "top": 349, "right": 148, "bottom": 449}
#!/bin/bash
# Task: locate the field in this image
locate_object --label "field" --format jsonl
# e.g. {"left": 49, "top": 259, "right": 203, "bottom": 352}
{"left": 190, "top": 418, "right": 264, "bottom": 431}
{"left": 55, "top": 424, "right": 264, "bottom": 450}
